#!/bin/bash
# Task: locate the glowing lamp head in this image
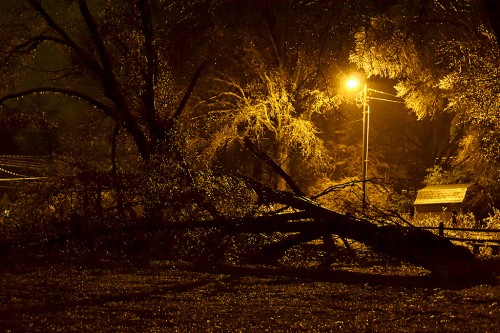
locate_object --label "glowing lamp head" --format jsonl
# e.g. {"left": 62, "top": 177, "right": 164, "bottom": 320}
{"left": 344, "top": 72, "right": 366, "bottom": 92}
{"left": 346, "top": 78, "right": 360, "bottom": 90}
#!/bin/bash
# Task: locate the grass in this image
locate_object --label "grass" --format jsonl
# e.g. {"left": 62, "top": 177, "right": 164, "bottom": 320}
{"left": 0, "top": 251, "right": 498, "bottom": 332}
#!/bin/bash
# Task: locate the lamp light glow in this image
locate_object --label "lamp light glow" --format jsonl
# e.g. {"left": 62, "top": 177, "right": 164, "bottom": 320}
{"left": 346, "top": 78, "right": 360, "bottom": 90}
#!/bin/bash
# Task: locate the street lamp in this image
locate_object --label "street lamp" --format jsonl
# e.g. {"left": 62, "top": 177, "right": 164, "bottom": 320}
{"left": 345, "top": 76, "right": 369, "bottom": 211}
{"left": 345, "top": 74, "right": 402, "bottom": 212}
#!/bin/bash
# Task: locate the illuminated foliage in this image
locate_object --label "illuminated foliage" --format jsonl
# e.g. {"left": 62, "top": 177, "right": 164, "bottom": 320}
{"left": 437, "top": 29, "right": 500, "bottom": 183}
{"left": 206, "top": 72, "right": 334, "bottom": 166}
{"left": 196, "top": 0, "right": 363, "bottom": 190}
{"left": 349, "top": 0, "right": 500, "bottom": 204}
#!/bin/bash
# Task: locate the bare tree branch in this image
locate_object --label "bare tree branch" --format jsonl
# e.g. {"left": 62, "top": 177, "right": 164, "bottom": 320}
{"left": 137, "top": 0, "right": 162, "bottom": 140}
{"left": 27, "top": 0, "right": 103, "bottom": 76}
{"left": 164, "top": 59, "right": 208, "bottom": 137}
{"left": 76, "top": 0, "right": 113, "bottom": 78}
{"left": 7, "top": 35, "right": 66, "bottom": 58}
{"left": 76, "top": 0, "right": 151, "bottom": 160}
{"left": 243, "top": 137, "right": 305, "bottom": 196}
{"left": 0, "top": 87, "right": 115, "bottom": 117}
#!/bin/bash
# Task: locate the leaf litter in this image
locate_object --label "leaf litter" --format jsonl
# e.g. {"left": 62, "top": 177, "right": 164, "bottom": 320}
{"left": 0, "top": 256, "right": 498, "bottom": 332}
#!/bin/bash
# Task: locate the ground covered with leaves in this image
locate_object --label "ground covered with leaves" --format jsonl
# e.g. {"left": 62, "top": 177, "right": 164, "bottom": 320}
{"left": 0, "top": 252, "right": 498, "bottom": 333}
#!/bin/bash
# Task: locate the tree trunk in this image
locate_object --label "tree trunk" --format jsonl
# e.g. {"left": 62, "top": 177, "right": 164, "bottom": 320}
{"left": 234, "top": 179, "right": 484, "bottom": 280}
{"left": 275, "top": 143, "right": 289, "bottom": 191}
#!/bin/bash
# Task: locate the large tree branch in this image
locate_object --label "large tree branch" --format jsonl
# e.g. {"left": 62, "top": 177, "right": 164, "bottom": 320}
{"left": 77, "top": 0, "right": 113, "bottom": 78}
{"left": 484, "top": 0, "right": 500, "bottom": 42}
{"left": 27, "top": 0, "right": 103, "bottom": 76}
{"left": 0, "top": 87, "right": 115, "bottom": 118}
{"left": 76, "top": 0, "right": 124, "bottom": 105}
{"left": 0, "top": 87, "right": 153, "bottom": 162}
{"left": 164, "top": 59, "right": 208, "bottom": 136}
{"left": 8, "top": 4, "right": 154, "bottom": 161}
{"left": 137, "top": 0, "right": 163, "bottom": 141}
{"left": 7, "top": 36, "right": 67, "bottom": 58}
{"left": 76, "top": 0, "right": 151, "bottom": 160}
{"left": 243, "top": 137, "right": 305, "bottom": 196}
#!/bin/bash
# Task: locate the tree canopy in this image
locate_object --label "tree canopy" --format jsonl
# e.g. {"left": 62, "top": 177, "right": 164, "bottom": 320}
{"left": 349, "top": 0, "right": 500, "bottom": 206}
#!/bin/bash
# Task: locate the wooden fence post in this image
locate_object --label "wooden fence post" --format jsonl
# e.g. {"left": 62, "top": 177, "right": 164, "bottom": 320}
{"left": 439, "top": 222, "right": 444, "bottom": 237}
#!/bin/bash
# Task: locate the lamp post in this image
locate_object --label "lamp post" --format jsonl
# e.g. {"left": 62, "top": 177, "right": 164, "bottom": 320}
{"left": 360, "top": 82, "right": 369, "bottom": 212}
{"left": 346, "top": 76, "right": 370, "bottom": 211}
{"left": 346, "top": 75, "right": 403, "bottom": 212}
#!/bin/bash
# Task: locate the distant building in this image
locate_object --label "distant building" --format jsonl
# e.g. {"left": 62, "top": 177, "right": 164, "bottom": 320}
{"left": 413, "top": 183, "right": 474, "bottom": 224}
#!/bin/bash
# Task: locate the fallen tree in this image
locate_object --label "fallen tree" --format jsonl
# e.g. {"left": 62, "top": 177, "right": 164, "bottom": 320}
{"left": 0, "top": 140, "right": 488, "bottom": 281}
{"left": 0, "top": 175, "right": 488, "bottom": 280}
{"left": 209, "top": 179, "right": 481, "bottom": 280}
{"left": 232, "top": 138, "right": 485, "bottom": 280}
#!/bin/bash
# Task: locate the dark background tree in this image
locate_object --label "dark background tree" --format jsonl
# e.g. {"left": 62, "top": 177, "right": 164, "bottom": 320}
{"left": 0, "top": 0, "right": 221, "bottom": 226}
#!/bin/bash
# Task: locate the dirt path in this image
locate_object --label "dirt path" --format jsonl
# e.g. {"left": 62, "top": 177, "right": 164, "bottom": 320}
{"left": 0, "top": 257, "right": 498, "bottom": 332}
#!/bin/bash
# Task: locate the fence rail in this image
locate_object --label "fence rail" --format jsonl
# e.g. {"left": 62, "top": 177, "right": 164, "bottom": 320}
{"left": 420, "top": 225, "right": 500, "bottom": 234}
{"left": 418, "top": 223, "right": 500, "bottom": 254}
